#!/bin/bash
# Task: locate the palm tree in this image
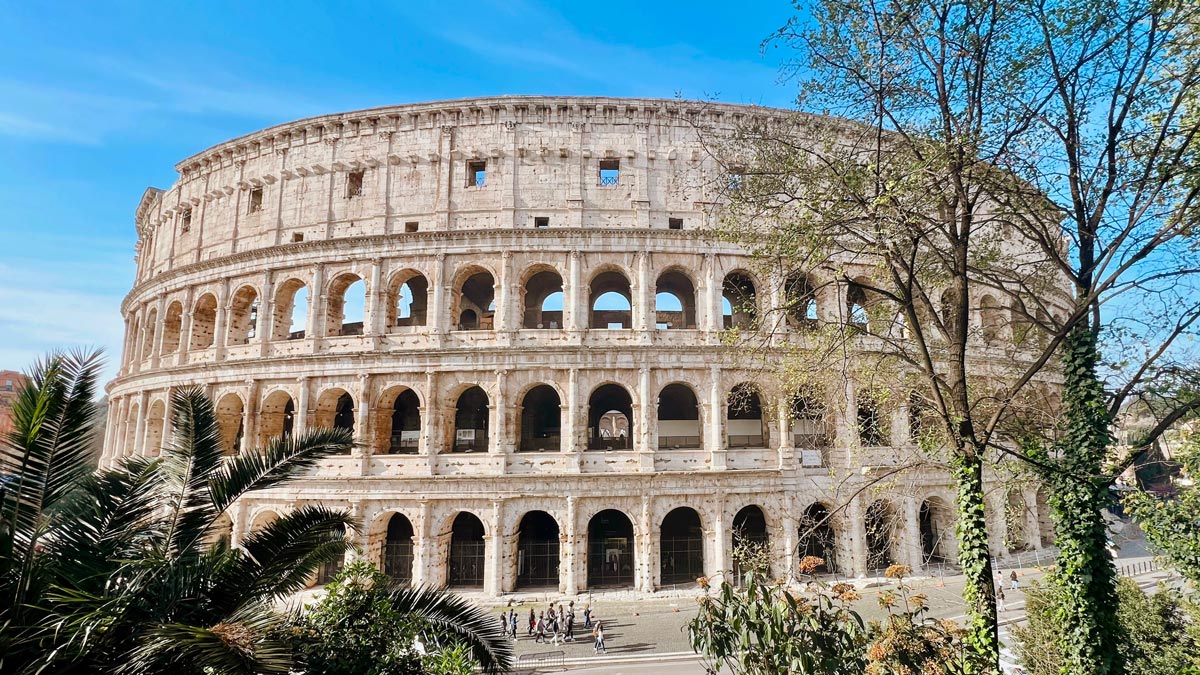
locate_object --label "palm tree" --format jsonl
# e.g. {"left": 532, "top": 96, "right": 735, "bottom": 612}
{"left": 1, "top": 351, "right": 513, "bottom": 675}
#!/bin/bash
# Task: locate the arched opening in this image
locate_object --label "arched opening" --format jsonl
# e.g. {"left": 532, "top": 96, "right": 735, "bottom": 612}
{"left": 655, "top": 270, "right": 696, "bottom": 329}
{"left": 249, "top": 510, "right": 279, "bottom": 535}
{"left": 314, "top": 389, "right": 354, "bottom": 452}
{"left": 1006, "top": 490, "right": 1031, "bottom": 553}
{"left": 215, "top": 393, "right": 245, "bottom": 456}
{"left": 727, "top": 383, "right": 765, "bottom": 448}
{"left": 908, "top": 392, "right": 936, "bottom": 445}
{"left": 522, "top": 269, "right": 564, "bottom": 329}
{"left": 1036, "top": 488, "right": 1054, "bottom": 547}
{"left": 209, "top": 513, "right": 233, "bottom": 550}
{"left": 980, "top": 295, "right": 1004, "bottom": 344}
{"left": 660, "top": 507, "right": 704, "bottom": 586}
{"left": 448, "top": 512, "right": 486, "bottom": 588}
{"left": 785, "top": 273, "right": 819, "bottom": 329}
{"left": 519, "top": 385, "right": 561, "bottom": 452}
{"left": 452, "top": 386, "right": 489, "bottom": 452}
{"left": 259, "top": 391, "right": 295, "bottom": 445}
{"left": 144, "top": 400, "right": 166, "bottom": 457}
{"left": 587, "top": 509, "right": 635, "bottom": 588}
{"left": 140, "top": 308, "right": 157, "bottom": 360}
{"left": 383, "top": 389, "right": 421, "bottom": 454}
{"left": 317, "top": 550, "right": 346, "bottom": 585}
{"left": 383, "top": 513, "right": 414, "bottom": 585}
{"left": 846, "top": 283, "right": 870, "bottom": 332}
{"left": 732, "top": 505, "right": 770, "bottom": 582}
{"left": 455, "top": 271, "right": 495, "bottom": 331}
{"left": 865, "top": 500, "right": 897, "bottom": 572}
{"left": 920, "top": 498, "right": 956, "bottom": 565}
{"left": 325, "top": 274, "right": 366, "bottom": 337}
{"left": 798, "top": 503, "right": 837, "bottom": 574}
{"left": 856, "top": 393, "right": 888, "bottom": 447}
{"left": 589, "top": 270, "right": 632, "bottom": 329}
{"left": 657, "top": 383, "right": 701, "bottom": 449}
{"left": 162, "top": 301, "right": 183, "bottom": 355}
{"left": 388, "top": 271, "right": 428, "bottom": 328}
{"left": 122, "top": 403, "right": 140, "bottom": 456}
{"left": 227, "top": 285, "right": 259, "bottom": 345}
{"left": 587, "top": 384, "right": 633, "bottom": 450}
{"left": 722, "top": 272, "right": 757, "bottom": 329}
{"left": 272, "top": 279, "right": 309, "bottom": 340}
{"left": 791, "top": 393, "right": 829, "bottom": 456}
{"left": 190, "top": 294, "right": 218, "bottom": 350}
{"left": 516, "top": 511, "right": 560, "bottom": 589}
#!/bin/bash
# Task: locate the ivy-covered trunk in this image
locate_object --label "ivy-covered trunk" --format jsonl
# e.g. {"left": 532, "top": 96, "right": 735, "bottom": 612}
{"left": 952, "top": 448, "right": 999, "bottom": 675}
{"left": 1045, "top": 330, "right": 1123, "bottom": 675}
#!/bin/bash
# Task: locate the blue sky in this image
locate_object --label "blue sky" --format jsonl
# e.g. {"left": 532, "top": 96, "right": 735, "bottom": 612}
{"left": 0, "top": 0, "right": 797, "bottom": 386}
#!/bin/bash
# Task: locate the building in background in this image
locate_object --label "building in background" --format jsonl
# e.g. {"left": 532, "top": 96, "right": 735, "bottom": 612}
{"left": 0, "top": 370, "right": 26, "bottom": 437}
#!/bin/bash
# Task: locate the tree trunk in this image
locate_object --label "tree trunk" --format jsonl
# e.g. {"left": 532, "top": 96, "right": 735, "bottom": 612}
{"left": 952, "top": 447, "right": 1000, "bottom": 675}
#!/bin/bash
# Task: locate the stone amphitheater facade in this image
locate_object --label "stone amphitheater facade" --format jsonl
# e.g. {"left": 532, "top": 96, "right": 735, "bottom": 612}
{"left": 103, "top": 96, "right": 1055, "bottom": 596}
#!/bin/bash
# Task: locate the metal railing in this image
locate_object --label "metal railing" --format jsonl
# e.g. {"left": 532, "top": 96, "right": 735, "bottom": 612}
{"left": 1118, "top": 559, "right": 1160, "bottom": 577}
{"left": 599, "top": 174, "right": 620, "bottom": 186}
{"left": 659, "top": 435, "right": 702, "bottom": 449}
{"left": 727, "top": 434, "right": 765, "bottom": 448}
{"left": 515, "top": 650, "right": 565, "bottom": 673}
{"left": 587, "top": 437, "right": 631, "bottom": 450}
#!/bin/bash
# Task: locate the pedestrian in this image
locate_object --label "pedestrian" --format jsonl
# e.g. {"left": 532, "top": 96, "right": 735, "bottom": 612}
{"left": 509, "top": 610, "right": 518, "bottom": 638}
{"left": 550, "top": 617, "right": 561, "bottom": 646}
{"left": 583, "top": 605, "right": 592, "bottom": 629}
{"left": 593, "top": 620, "right": 607, "bottom": 654}
{"left": 565, "top": 611, "right": 575, "bottom": 642}
{"left": 996, "top": 587, "right": 1007, "bottom": 613}
{"left": 499, "top": 612, "right": 506, "bottom": 636}
{"left": 535, "top": 612, "right": 545, "bottom": 643}
{"left": 528, "top": 608, "right": 535, "bottom": 636}
{"left": 1009, "top": 570, "right": 1019, "bottom": 591}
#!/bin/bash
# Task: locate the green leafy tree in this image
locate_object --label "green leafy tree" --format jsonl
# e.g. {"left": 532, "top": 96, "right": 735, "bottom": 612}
{"left": 285, "top": 560, "right": 512, "bottom": 675}
{"left": 1126, "top": 430, "right": 1200, "bottom": 585}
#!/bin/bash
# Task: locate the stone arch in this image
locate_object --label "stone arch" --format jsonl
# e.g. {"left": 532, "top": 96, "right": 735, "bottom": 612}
{"left": 259, "top": 390, "right": 295, "bottom": 445}
{"left": 122, "top": 401, "right": 140, "bottom": 456}
{"left": 314, "top": 388, "right": 355, "bottom": 451}
{"left": 655, "top": 268, "right": 697, "bottom": 329}
{"left": 162, "top": 301, "right": 184, "bottom": 355}
{"left": 856, "top": 391, "right": 889, "bottom": 447}
{"left": 865, "top": 499, "right": 899, "bottom": 572}
{"left": 727, "top": 382, "right": 767, "bottom": 449}
{"left": 226, "top": 285, "right": 259, "bottom": 345}
{"left": 215, "top": 393, "right": 245, "bottom": 455}
{"left": 521, "top": 266, "right": 564, "bottom": 329}
{"left": 452, "top": 386, "right": 489, "bottom": 452}
{"left": 144, "top": 399, "right": 167, "bottom": 457}
{"left": 790, "top": 391, "right": 830, "bottom": 453}
{"left": 209, "top": 513, "right": 233, "bottom": 550}
{"left": 920, "top": 496, "right": 957, "bottom": 565}
{"left": 378, "top": 386, "right": 421, "bottom": 454}
{"left": 589, "top": 268, "right": 632, "bottom": 329}
{"left": 140, "top": 307, "right": 158, "bottom": 361}
{"left": 1036, "top": 487, "right": 1054, "bottom": 547}
{"left": 657, "top": 383, "right": 701, "bottom": 449}
{"left": 587, "top": 509, "right": 636, "bottom": 589}
{"left": 980, "top": 294, "right": 1005, "bottom": 344}
{"left": 376, "top": 512, "right": 415, "bottom": 585}
{"left": 660, "top": 507, "right": 704, "bottom": 586}
{"left": 732, "top": 505, "right": 770, "bottom": 580}
{"left": 1005, "top": 490, "right": 1032, "bottom": 552}
{"left": 722, "top": 271, "right": 758, "bottom": 329}
{"left": 798, "top": 502, "right": 838, "bottom": 574}
{"left": 785, "top": 272, "right": 819, "bottom": 328}
{"left": 386, "top": 269, "right": 428, "bottom": 329}
{"left": 447, "top": 511, "right": 486, "bottom": 589}
{"left": 325, "top": 272, "right": 366, "bottom": 337}
{"left": 515, "top": 510, "right": 561, "bottom": 590}
{"left": 518, "top": 384, "right": 561, "bottom": 452}
{"left": 587, "top": 383, "right": 634, "bottom": 450}
{"left": 846, "top": 279, "right": 876, "bottom": 332}
{"left": 248, "top": 509, "right": 279, "bottom": 535}
{"left": 272, "top": 278, "right": 308, "bottom": 340}
{"left": 452, "top": 267, "right": 495, "bottom": 331}
{"left": 190, "top": 293, "right": 218, "bottom": 350}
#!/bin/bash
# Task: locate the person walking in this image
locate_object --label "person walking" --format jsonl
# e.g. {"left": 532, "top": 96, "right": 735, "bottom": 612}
{"left": 996, "top": 587, "right": 1007, "bottom": 614}
{"left": 528, "top": 608, "right": 535, "bottom": 636}
{"left": 499, "top": 612, "right": 507, "bottom": 637}
{"left": 509, "top": 609, "right": 518, "bottom": 638}
{"left": 535, "top": 612, "right": 546, "bottom": 643}
{"left": 593, "top": 620, "right": 607, "bottom": 654}
{"left": 1009, "top": 570, "right": 1019, "bottom": 591}
{"left": 583, "top": 605, "right": 592, "bottom": 629}
{"left": 565, "top": 611, "right": 575, "bottom": 642}
{"left": 549, "top": 616, "right": 561, "bottom": 646}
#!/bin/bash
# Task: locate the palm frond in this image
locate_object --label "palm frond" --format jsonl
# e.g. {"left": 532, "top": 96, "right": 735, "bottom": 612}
{"left": 206, "top": 427, "right": 352, "bottom": 514}
{"left": 116, "top": 602, "right": 293, "bottom": 675}
{"left": 157, "top": 387, "right": 225, "bottom": 560}
{"left": 389, "top": 585, "right": 514, "bottom": 675}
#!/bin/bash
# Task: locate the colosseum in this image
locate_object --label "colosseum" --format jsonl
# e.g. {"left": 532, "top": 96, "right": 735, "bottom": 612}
{"left": 102, "top": 96, "right": 1055, "bottom": 596}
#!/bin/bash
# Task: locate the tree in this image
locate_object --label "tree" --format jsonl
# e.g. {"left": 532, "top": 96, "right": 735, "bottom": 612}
{"left": 701, "top": 0, "right": 1200, "bottom": 671}
{"left": 285, "top": 560, "right": 512, "bottom": 675}
{"left": 1126, "top": 428, "right": 1200, "bottom": 585}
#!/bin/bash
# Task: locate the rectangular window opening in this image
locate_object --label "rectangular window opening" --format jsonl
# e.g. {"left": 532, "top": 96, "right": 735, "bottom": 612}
{"left": 599, "top": 159, "right": 620, "bottom": 186}
{"left": 346, "top": 170, "right": 365, "bottom": 198}
{"left": 668, "top": 217, "right": 683, "bottom": 230}
{"left": 405, "top": 221, "right": 419, "bottom": 233}
{"left": 291, "top": 233, "right": 304, "bottom": 243}
{"left": 534, "top": 216, "right": 550, "bottom": 228}
{"left": 248, "top": 187, "right": 264, "bottom": 213}
{"left": 467, "top": 160, "right": 487, "bottom": 187}
{"left": 180, "top": 210, "right": 192, "bottom": 233}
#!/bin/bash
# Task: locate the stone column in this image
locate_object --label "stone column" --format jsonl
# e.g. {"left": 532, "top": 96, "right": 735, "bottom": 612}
{"left": 365, "top": 258, "right": 383, "bottom": 336}
{"left": 635, "top": 251, "right": 652, "bottom": 339}
{"left": 257, "top": 272, "right": 274, "bottom": 357}
{"left": 565, "top": 368, "right": 582, "bottom": 472}
{"left": 306, "top": 265, "right": 325, "bottom": 353}
{"left": 414, "top": 500, "right": 433, "bottom": 586}
{"left": 638, "top": 495, "right": 654, "bottom": 591}
{"left": 490, "top": 370, "right": 506, "bottom": 458}
{"left": 150, "top": 296, "right": 166, "bottom": 369}
{"left": 564, "top": 496, "right": 579, "bottom": 595}
{"left": 903, "top": 496, "right": 924, "bottom": 570}
{"left": 1024, "top": 487, "right": 1043, "bottom": 550}
{"left": 355, "top": 375, "right": 372, "bottom": 457}
{"left": 495, "top": 251, "right": 511, "bottom": 334}
{"left": 704, "top": 253, "right": 720, "bottom": 336}
{"left": 244, "top": 380, "right": 261, "bottom": 453}
{"left": 178, "top": 287, "right": 194, "bottom": 366}
{"left": 711, "top": 495, "right": 728, "bottom": 579}
{"left": 486, "top": 499, "right": 504, "bottom": 595}
{"left": 636, "top": 366, "right": 652, "bottom": 459}
{"left": 708, "top": 366, "right": 727, "bottom": 470}
{"left": 782, "top": 506, "right": 798, "bottom": 582}
{"left": 213, "top": 279, "right": 230, "bottom": 360}
{"left": 421, "top": 370, "right": 437, "bottom": 457}
{"left": 566, "top": 251, "right": 583, "bottom": 341}
{"left": 430, "top": 254, "right": 447, "bottom": 344}
{"left": 230, "top": 500, "right": 248, "bottom": 549}
{"left": 777, "top": 397, "right": 795, "bottom": 470}
{"left": 133, "top": 391, "right": 149, "bottom": 457}
{"left": 848, "top": 497, "right": 868, "bottom": 577}
{"left": 295, "top": 377, "right": 311, "bottom": 436}
{"left": 346, "top": 501, "right": 366, "bottom": 562}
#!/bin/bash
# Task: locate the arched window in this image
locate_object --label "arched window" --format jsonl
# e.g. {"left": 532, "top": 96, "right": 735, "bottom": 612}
{"left": 522, "top": 269, "right": 564, "bottom": 329}
{"left": 516, "top": 511, "right": 560, "bottom": 589}
{"left": 383, "top": 389, "right": 421, "bottom": 454}
{"left": 448, "top": 512, "right": 486, "bottom": 588}
{"left": 791, "top": 393, "right": 829, "bottom": 461}
{"left": 144, "top": 400, "right": 166, "bottom": 458}
{"left": 589, "top": 270, "right": 633, "bottom": 329}
{"left": 655, "top": 270, "right": 696, "bottom": 329}
{"left": 660, "top": 507, "right": 704, "bottom": 585}
{"left": 314, "top": 389, "right": 354, "bottom": 453}
{"left": 587, "top": 384, "right": 633, "bottom": 450}
{"left": 455, "top": 271, "right": 495, "bottom": 331}
{"left": 727, "top": 383, "right": 765, "bottom": 448}
{"left": 215, "top": 393, "right": 245, "bottom": 456}
{"left": 388, "top": 272, "right": 428, "bottom": 328}
{"left": 326, "top": 274, "right": 366, "bottom": 337}
{"left": 259, "top": 391, "right": 295, "bottom": 445}
{"left": 272, "top": 279, "right": 309, "bottom": 340}
{"left": 452, "top": 386, "right": 489, "bottom": 452}
{"left": 587, "top": 509, "right": 635, "bottom": 588}
{"left": 519, "top": 385, "right": 561, "bottom": 452}
{"left": 732, "top": 505, "right": 770, "bottom": 582}
{"left": 140, "top": 308, "right": 157, "bottom": 361}
{"left": 383, "top": 514, "right": 414, "bottom": 585}
{"left": 920, "top": 498, "right": 956, "bottom": 565}
{"left": 865, "top": 500, "right": 897, "bottom": 571}
{"left": 979, "top": 295, "right": 1004, "bottom": 344}
{"left": 785, "top": 273, "right": 818, "bottom": 328}
{"left": 190, "top": 294, "right": 218, "bottom": 350}
{"left": 162, "top": 302, "right": 183, "bottom": 355}
{"left": 846, "top": 283, "right": 870, "bottom": 331}
{"left": 798, "top": 503, "right": 837, "bottom": 574}
{"left": 857, "top": 393, "right": 888, "bottom": 446}
{"left": 657, "top": 383, "right": 701, "bottom": 449}
{"left": 227, "top": 286, "right": 259, "bottom": 345}
{"left": 722, "top": 272, "right": 757, "bottom": 329}
{"left": 1005, "top": 490, "right": 1031, "bottom": 553}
